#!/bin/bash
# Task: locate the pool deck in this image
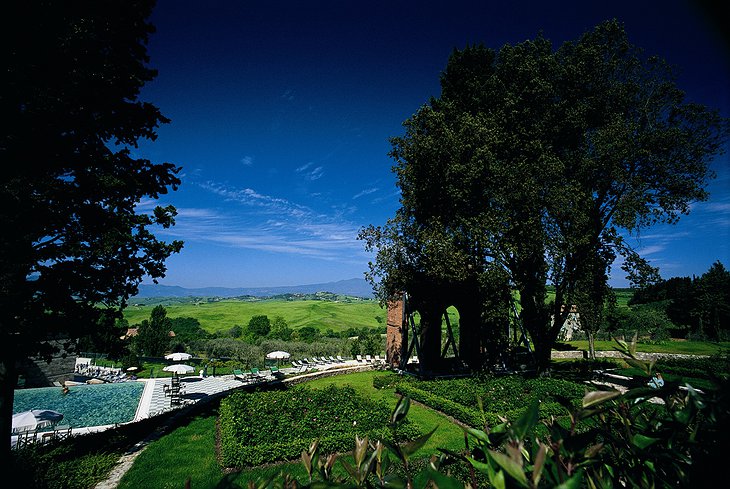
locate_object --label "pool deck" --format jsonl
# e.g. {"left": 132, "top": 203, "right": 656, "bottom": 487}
{"left": 134, "top": 358, "right": 377, "bottom": 420}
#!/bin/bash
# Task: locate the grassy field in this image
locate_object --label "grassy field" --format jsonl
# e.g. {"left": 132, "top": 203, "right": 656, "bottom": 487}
{"left": 566, "top": 339, "right": 730, "bottom": 356}
{"left": 124, "top": 286, "right": 635, "bottom": 337}
{"left": 123, "top": 298, "right": 386, "bottom": 335}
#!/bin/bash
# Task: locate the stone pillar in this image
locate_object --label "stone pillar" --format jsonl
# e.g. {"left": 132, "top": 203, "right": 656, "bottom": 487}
{"left": 386, "top": 296, "right": 406, "bottom": 368}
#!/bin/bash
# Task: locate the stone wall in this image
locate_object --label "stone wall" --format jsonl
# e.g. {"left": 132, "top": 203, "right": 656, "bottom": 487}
{"left": 18, "top": 342, "right": 76, "bottom": 388}
{"left": 550, "top": 350, "right": 708, "bottom": 361}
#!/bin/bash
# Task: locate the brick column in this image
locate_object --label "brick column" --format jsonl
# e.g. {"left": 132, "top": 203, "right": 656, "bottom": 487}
{"left": 386, "top": 296, "right": 406, "bottom": 368}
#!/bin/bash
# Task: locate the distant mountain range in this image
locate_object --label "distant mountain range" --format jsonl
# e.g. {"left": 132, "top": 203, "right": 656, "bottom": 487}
{"left": 135, "top": 278, "right": 375, "bottom": 299}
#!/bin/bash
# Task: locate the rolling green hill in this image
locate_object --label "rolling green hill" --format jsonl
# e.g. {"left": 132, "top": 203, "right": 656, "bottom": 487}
{"left": 123, "top": 297, "right": 386, "bottom": 335}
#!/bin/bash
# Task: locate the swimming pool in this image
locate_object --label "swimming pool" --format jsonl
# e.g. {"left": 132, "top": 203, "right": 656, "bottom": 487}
{"left": 13, "top": 381, "right": 144, "bottom": 429}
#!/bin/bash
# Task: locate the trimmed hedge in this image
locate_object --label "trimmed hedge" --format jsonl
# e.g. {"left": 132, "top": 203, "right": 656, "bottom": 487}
{"left": 218, "top": 384, "right": 420, "bottom": 468}
{"left": 393, "top": 375, "right": 585, "bottom": 429}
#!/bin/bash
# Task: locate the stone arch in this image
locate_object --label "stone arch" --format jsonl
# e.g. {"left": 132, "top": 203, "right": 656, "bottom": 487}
{"left": 385, "top": 275, "right": 516, "bottom": 375}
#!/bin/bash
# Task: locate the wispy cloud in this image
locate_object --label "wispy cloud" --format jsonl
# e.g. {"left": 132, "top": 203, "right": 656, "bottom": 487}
{"left": 353, "top": 187, "right": 379, "bottom": 199}
{"left": 296, "top": 162, "right": 324, "bottom": 181}
{"left": 702, "top": 202, "right": 730, "bottom": 213}
{"left": 635, "top": 244, "right": 666, "bottom": 256}
{"left": 240, "top": 155, "right": 253, "bottom": 166}
{"left": 162, "top": 182, "right": 368, "bottom": 263}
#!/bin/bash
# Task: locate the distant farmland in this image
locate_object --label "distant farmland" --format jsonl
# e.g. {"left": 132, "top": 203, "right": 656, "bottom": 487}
{"left": 123, "top": 297, "right": 386, "bottom": 335}
{"left": 123, "top": 288, "right": 635, "bottom": 336}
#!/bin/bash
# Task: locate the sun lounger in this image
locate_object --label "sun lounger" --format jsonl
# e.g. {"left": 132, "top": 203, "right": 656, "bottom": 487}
{"left": 329, "top": 356, "right": 337, "bottom": 363}
{"left": 337, "top": 355, "right": 345, "bottom": 362}
{"left": 250, "top": 368, "right": 267, "bottom": 381}
{"left": 365, "top": 355, "right": 373, "bottom": 363}
{"left": 356, "top": 355, "right": 364, "bottom": 363}
{"left": 374, "top": 355, "right": 384, "bottom": 364}
{"left": 233, "top": 369, "right": 246, "bottom": 380}
{"left": 54, "top": 424, "right": 72, "bottom": 440}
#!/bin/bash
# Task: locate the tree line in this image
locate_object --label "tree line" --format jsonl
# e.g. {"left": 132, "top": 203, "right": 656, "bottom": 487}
{"left": 85, "top": 305, "right": 384, "bottom": 369}
{"left": 625, "top": 261, "right": 730, "bottom": 341}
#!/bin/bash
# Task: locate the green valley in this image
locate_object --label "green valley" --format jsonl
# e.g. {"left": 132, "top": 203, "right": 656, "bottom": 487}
{"left": 124, "top": 296, "right": 386, "bottom": 335}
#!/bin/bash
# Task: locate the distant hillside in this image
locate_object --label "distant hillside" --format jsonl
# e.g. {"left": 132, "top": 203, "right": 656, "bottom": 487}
{"left": 135, "top": 278, "right": 374, "bottom": 299}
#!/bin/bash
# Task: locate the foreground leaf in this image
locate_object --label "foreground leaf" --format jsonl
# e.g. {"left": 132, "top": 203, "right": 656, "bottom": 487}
{"left": 583, "top": 390, "right": 621, "bottom": 408}
{"left": 488, "top": 449, "right": 529, "bottom": 488}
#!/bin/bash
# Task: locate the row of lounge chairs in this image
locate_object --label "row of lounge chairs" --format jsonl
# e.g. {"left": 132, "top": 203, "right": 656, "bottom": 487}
{"left": 231, "top": 355, "right": 389, "bottom": 383}
{"left": 74, "top": 364, "right": 129, "bottom": 383}
{"left": 232, "top": 367, "right": 283, "bottom": 384}
{"left": 293, "top": 356, "right": 346, "bottom": 368}
{"left": 13, "top": 424, "right": 72, "bottom": 448}
{"left": 355, "top": 355, "right": 387, "bottom": 364}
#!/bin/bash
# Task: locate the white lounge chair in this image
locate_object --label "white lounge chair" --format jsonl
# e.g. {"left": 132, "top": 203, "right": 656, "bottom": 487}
{"left": 356, "top": 355, "right": 364, "bottom": 363}
{"left": 365, "top": 355, "right": 373, "bottom": 363}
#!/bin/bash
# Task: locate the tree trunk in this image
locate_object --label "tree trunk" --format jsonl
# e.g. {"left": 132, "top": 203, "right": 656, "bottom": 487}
{"left": 587, "top": 331, "right": 596, "bottom": 360}
{"left": 519, "top": 281, "right": 552, "bottom": 372}
{"left": 0, "top": 348, "right": 17, "bottom": 469}
{"left": 457, "top": 298, "right": 482, "bottom": 370}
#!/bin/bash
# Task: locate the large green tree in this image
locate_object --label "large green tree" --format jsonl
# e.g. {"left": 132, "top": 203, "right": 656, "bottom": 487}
{"left": 135, "top": 305, "right": 172, "bottom": 357}
{"left": 247, "top": 315, "right": 271, "bottom": 338}
{"left": 0, "top": 0, "right": 182, "bottom": 460}
{"left": 361, "top": 20, "right": 727, "bottom": 371}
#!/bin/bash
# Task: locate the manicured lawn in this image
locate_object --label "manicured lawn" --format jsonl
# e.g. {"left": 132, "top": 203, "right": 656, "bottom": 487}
{"left": 565, "top": 339, "right": 730, "bottom": 356}
{"left": 118, "top": 371, "right": 467, "bottom": 488}
{"left": 117, "top": 413, "right": 220, "bottom": 489}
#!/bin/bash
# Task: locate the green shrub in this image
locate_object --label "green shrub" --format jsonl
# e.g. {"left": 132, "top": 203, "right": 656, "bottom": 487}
{"left": 372, "top": 372, "right": 402, "bottom": 389}
{"left": 394, "top": 374, "right": 585, "bottom": 428}
{"left": 218, "top": 384, "right": 420, "bottom": 468}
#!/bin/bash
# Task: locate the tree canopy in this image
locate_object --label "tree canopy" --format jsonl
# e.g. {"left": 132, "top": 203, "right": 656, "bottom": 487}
{"left": 360, "top": 19, "right": 728, "bottom": 370}
{"left": 0, "top": 0, "right": 182, "bottom": 459}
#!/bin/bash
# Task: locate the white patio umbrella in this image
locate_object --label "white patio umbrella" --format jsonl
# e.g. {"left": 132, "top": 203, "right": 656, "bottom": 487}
{"left": 165, "top": 352, "right": 192, "bottom": 361}
{"left": 265, "top": 350, "right": 291, "bottom": 360}
{"left": 12, "top": 409, "right": 63, "bottom": 434}
{"left": 163, "top": 364, "right": 195, "bottom": 375}
{"left": 266, "top": 350, "right": 291, "bottom": 366}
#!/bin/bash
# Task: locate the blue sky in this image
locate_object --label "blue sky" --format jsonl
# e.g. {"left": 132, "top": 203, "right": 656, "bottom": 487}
{"left": 135, "top": 0, "right": 729, "bottom": 289}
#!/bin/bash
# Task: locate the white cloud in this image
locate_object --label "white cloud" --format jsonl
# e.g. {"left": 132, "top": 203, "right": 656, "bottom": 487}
{"left": 635, "top": 245, "right": 666, "bottom": 256}
{"left": 173, "top": 182, "right": 369, "bottom": 263}
{"left": 296, "top": 162, "right": 313, "bottom": 173}
{"left": 353, "top": 187, "right": 379, "bottom": 199}
{"left": 702, "top": 202, "right": 730, "bottom": 213}
{"left": 295, "top": 163, "right": 324, "bottom": 181}
{"left": 240, "top": 155, "right": 253, "bottom": 166}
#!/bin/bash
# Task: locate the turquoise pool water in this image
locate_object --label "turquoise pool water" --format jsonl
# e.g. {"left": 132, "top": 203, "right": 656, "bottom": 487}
{"left": 13, "top": 381, "right": 144, "bottom": 429}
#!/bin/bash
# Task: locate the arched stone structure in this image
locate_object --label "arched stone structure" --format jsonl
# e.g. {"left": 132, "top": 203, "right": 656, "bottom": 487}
{"left": 385, "top": 275, "right": 514, "bottom": 375}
